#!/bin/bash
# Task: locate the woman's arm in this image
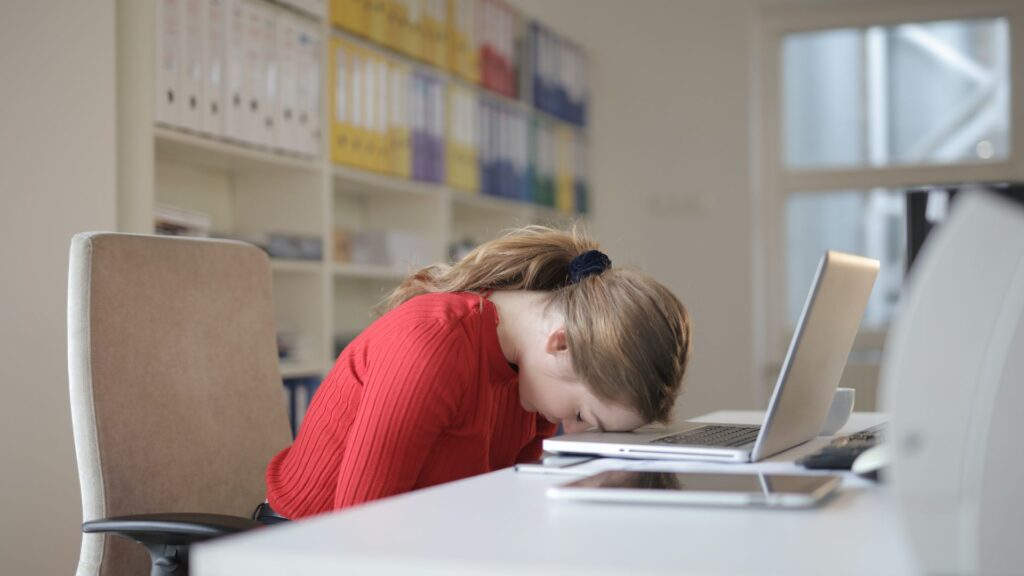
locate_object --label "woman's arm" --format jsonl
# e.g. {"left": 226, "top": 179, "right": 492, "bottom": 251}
{"left": 333, "top": 319, "right": 473, "bottom": 509}
{"left": 515, "top": 416, "right": 558, "bottom": 463}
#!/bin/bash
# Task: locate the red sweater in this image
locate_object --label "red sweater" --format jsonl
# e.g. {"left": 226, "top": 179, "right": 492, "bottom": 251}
{"left": 266, "top": 291, "right": 556, "bottom": 518}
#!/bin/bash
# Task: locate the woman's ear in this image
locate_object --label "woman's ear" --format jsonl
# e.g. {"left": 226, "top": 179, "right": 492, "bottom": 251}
{"left": 545, "top": 327, "right": 569, "bottom": 355}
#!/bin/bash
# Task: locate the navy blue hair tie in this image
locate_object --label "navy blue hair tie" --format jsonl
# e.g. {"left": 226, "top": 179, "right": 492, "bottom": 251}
{"left": 569, "top": 250, "right": 612, "bottom": 284}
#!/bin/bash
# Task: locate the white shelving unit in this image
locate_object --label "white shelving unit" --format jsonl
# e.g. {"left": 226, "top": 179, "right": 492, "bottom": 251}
{"left": 116, "top": 0, "right": 586, "bottom": 381}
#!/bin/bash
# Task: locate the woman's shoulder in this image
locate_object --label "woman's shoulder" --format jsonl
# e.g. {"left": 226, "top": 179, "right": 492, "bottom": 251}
{"left": 387, "top": 291, "right": 487, "bottom": 325}
{"left": 365, "top": 292, "right": 489, "bottom": 344}
{"left": 344, "top": 293, "right": 483, "bottom": 360}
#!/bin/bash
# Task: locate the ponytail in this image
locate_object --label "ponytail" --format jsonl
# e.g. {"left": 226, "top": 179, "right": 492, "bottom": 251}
{"left": 380, "top": 225, "right": 598, "bottom": 311}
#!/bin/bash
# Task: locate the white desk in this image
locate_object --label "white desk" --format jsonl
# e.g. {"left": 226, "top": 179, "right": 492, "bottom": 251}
{"left": 193, "top": 411, "right": 916, "bottom": 576}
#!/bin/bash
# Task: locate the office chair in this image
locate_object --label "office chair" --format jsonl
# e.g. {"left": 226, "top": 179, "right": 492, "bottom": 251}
{"left": 68, "top": 233, "right": 294, "bottom": 576}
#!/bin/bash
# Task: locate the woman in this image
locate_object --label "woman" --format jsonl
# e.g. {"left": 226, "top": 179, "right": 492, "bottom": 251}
{"left": 263, "top": 225, "right": 692, "bottom": 519}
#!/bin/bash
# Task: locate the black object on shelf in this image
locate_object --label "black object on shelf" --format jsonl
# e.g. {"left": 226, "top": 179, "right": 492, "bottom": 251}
{"left": 906, "top": 182, "right": 1024, "bottom": 272}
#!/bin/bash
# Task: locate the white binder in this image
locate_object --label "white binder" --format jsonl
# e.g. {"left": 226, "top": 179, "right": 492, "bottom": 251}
{"left": 224, "top": 0, "right": 247, "bottom": 142}
{"left": 155, "top": 0, "right": 183, "bottom": 127}
{"left": 275, "top": 11, "right": 299, "bottom": 153}
{"left": 255, "top": 3, "right": 279, "bottom": 148}
{"left": 200, "top": 0, "right": 227, "bottom": 137}
{"left": 179, "top": 0, "right": 204, "bottom": 131}
{"left": 242, "top": 0, "right": 266, "bottom": 145}
{"left": 294, "top": 17, "right": 321, "bottom": 156}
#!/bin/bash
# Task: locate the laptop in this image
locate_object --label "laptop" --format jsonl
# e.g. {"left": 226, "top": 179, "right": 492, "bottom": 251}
{"left": 544, "top": 250, "right": 880, "bottom": 463}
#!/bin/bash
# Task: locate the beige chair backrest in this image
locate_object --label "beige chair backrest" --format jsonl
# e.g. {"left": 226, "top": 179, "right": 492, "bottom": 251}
{"left": 68, "top": 233, "right": 293, "bottom": 576}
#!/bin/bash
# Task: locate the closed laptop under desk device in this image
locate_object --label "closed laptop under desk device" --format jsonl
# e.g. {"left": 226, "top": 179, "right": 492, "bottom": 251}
{"left": 544, "top": 250, "right": 879, "bottom": 463}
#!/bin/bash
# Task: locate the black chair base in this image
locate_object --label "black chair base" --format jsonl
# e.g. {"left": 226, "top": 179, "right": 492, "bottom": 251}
{"left": 83, "top": 513, "right": 262, "bottom": 576}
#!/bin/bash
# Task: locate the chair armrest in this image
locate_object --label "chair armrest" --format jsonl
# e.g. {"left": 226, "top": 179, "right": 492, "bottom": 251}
{"left": 84, "top": 513, "right": 262, "bottom": 576}
{"left": 83, "top": 512, "right": 261, "bottom": 545}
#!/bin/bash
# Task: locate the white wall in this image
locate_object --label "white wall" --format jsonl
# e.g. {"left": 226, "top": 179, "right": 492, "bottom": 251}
{"left": 0, "top": 1, "right": 117, "bottom": 573}
{"left": 508, "top": 0, "right": 760, "bottom": 418}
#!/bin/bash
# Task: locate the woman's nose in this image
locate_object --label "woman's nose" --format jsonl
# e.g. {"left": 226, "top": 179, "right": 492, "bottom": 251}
{"left": 561, "top": 419, "right": 591, "bottom": 434}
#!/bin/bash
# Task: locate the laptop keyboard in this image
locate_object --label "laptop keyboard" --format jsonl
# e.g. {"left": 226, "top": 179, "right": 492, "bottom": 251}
{"left": 652, "top": 425, "right": 761, "bottom": 448}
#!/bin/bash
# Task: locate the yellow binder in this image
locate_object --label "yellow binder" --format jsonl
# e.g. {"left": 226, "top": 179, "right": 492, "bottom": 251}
{"left": 447, "top": 0, "right": 477, "bottom": 83}
{"left": 388, "top": 59, "right": 412, "bottom": 178}
{"left": 350, "top": 44, "right": 372, "bottom": 169}
{"left": 431, "top": 0, "right": 449, "bottom": 70}
{"left": 403, "top": 0, "right": 423, "bottom": 60}
{"left": 329, "top": 37, "right": 358, "bottom": 167}
{"left": 330, "top": 0, "right": 370, "bottom": 37}
{"left": 369, "top": 0, "right": 389, "bottom": 45}
{"left": 418, "top": 0, "right": 447, "bottom": 70}
{"left": 357, "top": 0, "right": 373, "bottom": 37}
{"left": 446, "top": 84, "right": 459, "bottom": 190}
{"left": 419, "top": 0, "right": 435, "bottom": 66}
{"left": 371, "top": 52, "right": 391, "bottom": 173}
{"left": 386, "top": 0, "right": 406, "bottom": 51}
{"left": 360, "top": 48, "right": 380, "bottom": 171}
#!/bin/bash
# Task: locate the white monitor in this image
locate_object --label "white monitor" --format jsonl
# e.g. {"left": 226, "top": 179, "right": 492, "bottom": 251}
{"left": 881, "top": 191, "right": 1024, "bottom": 576}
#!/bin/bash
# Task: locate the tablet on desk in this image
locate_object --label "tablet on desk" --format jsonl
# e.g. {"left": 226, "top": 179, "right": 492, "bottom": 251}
{"left": 547, "top": 471, "right": 841, "bottom": 508}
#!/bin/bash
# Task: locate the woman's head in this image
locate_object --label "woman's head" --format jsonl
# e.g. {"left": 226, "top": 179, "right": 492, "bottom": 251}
{"left": 383, "top": 225, "right": 692, "bottom": 428}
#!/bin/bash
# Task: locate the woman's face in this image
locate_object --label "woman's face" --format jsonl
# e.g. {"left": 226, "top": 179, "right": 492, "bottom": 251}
{"left": 517, "top": 327, "right": 646, "bottom": 434}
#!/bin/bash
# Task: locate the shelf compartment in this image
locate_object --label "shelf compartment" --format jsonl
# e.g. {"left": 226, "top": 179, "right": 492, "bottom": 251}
{"left": 155, "top": 126, "right": 320, "bottom": 174}
{"left": 332, "top": 164, "right": 446, "bottom": 200}
{"left": 279, "top": 361, "right": 327, "bottom": 379}
{"left": 333, "top": 263, "right": 409, "bottom": 282}
{"left": 271, "top": 259, "right": 324, "bottom": 274}
{"left": 273, "top": 272, "right": 328, "bottom": 379}
{"left": 332, "top": 167, "right": 449, "bottom": 268}
{"left": 450, "top": 190, "right": 535, "bottom": 218}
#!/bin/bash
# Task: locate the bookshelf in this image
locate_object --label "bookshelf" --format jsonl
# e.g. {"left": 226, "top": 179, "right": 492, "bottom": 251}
{"left": 116, "top": 0, "right": 588, "bottom": 389}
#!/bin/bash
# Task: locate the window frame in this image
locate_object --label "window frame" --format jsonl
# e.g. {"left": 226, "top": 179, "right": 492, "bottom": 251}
{"left": 752, "top": 0, "right": 1024, "bottom": 403}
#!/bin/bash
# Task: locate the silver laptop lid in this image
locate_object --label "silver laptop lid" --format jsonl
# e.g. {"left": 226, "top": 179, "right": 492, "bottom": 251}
{"left": 750, "top": 251, "right": 879, "bottom": 461}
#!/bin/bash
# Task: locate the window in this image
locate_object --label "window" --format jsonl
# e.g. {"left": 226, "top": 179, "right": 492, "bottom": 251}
{"left": 784, "top": 18, "right": 1010, "bottom": 170}
{"left": 786, "top": 189, "right": 905, "bottom": 327}
{"left": 775, "top": 15, "right": 1013, "bottom": 328}
{"left": 756, "top": 3, "right": 1022, "bottom": 404}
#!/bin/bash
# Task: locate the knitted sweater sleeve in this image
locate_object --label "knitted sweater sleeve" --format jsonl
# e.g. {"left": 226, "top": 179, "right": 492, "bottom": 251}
{"left": 333, "top": 316, "right": 473, "bottom": 509}
{"left": 516, "top": 417, "right": 558, "bottom": 463}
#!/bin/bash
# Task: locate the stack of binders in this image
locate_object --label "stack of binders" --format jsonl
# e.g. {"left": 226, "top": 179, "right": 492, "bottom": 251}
{"left": 325, "top": 0, "right": 588, "bottom": 214}
{"left": 330, "top": 36, "right": 403, "bottom": 174}
{"left": 155, "top": 0, "right": 322, "bottom": 156}
{"left": 479, "top": 98, "right": 528, "bottom": 202}
{"left": 526, "top": 115, "right": 586, "bottom": 214}
{"left": 526, "top": 20, "right": 587, "bottom": 127}
{"left": 330, "top": 35, "right": 447, "bottom": 182}
{"left": 477, "top": 0, "right": 518, "bottom": 98}
{"left": 331, "top": 0, "right": 450, "bottom": 69}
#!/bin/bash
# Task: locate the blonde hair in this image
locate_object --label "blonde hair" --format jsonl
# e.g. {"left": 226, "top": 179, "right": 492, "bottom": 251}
{"left": 382, "top": 225, "right": 692, "bottom": 423}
